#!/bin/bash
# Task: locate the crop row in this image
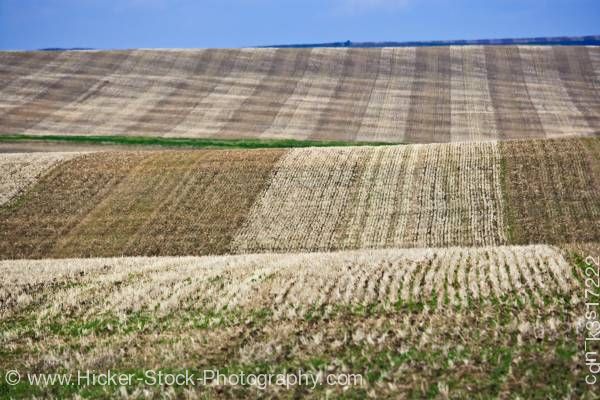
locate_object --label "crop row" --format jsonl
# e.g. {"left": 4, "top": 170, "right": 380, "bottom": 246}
{"left": 0, "top": 288, "right": 585, "bottom": 398}
{"left": 234, "top": 141, "right": 507, "bottom": 252}
{"left": 0, "top": 244, "right": 579, "bottom": 322}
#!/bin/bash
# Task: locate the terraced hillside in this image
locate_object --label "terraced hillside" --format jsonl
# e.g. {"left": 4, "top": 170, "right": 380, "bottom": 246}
{"left": 0, "top": 136, "right": 598, "bottom": 259}
{"left": 0, "top": 46, "right": 599, "bottom": 143}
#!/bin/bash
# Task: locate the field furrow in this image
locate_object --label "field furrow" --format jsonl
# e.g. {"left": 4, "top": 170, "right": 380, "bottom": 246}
{"left": 130, "top": 54, "right": 219, "bottom": 135}
{"left": 449, "top": 46, "right": 498, "bottom": 142}
{"left": 0, "top": 137, "right": 598, "bottom": 260}
{"left": 0, "top": 152, "right": 148, "bottom": 259}
{"left": 29, "top": 50, "right": 159, "bottom": 135}
{"left": 6, "top": 53, "right": 145, "bottom": 134}
{"left": 168, "top": 49, "right": 278, "bottom": 138}
{"left": 232, "top": 147, "right": 367, "bottom": 252}
{"left": 259, "top": 49, "right": 342, "bottom": 139}
{"left": 91, "top": 52, "right": 195, "bottom": 135}
{"left": 22, "top": 51, "right": 133, "bottom": 135}
{"left": 55, "top": 149, "right": 284, "bottom": 257}
{"left": 310, "top": 49, "right": 382, "bottom": 140}
{"left": 553, "top": 46, "right": 600, "bottom": 130}
{"left": 234, "top": 141, "right": 507, "bottom": 252}
{"left": 0, "top": 52, "right": 80, "bottom": 113}
{"left": 356, "top": 48, "right": 416, "bottom": 142}
{"left": 217, "top": 49, "right": 312, "bottom": 138}
{"left": 520, "top": 46, "right": 592, "bottom": 137}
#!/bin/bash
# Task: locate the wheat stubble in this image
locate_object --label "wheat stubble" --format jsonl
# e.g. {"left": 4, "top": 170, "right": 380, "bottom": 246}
{"left": 501, "top": 137, "right": 600, "bottom": 244}
{"left": 233, "top": 142, "right": 507, "bottom": 252}
{"left": 553, "top": 46, "right": 600, "bottom": 133}
{"left": 485, "top": 46, "right": 544, "bottom": 140}
{"left": 0, "top": 152, "right": 83, "bottom": 206}
{"left": 217, "top": 49, "right": 312, "bottom": 138}
{"left": 520, "top": 46, "right": 591, "bottom": 137}
{"left": 0, "top": 149, "right": 285, "bottom": 259}
{"left": 449, "top": 46, "right": 498, "bottom": 142}
{"left": 1, "top": 47, "right": 599, "bottom": 142}
{"left": 404, "top": 47, "right": 452, "bottom": 143}
{"left": 0, "top": 152, "right": 147, "bottom": 259}
{"left": 310, "top": 48, "right": 383, "bottom": 141}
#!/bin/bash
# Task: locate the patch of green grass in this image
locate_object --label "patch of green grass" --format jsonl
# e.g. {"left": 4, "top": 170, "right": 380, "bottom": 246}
{"left": 0, "top": 134, "right": 400, "bottom": 150}
{"left": 0, "top": 307, "right": 277, "bottom": 345}
{"left": 52, "top": 308, "right": 272, "bottom": 337}
{"left": 571, "top": 252, "right": 595, "bottom": 283}
{"left": 1, "top": 299, "right": 587, "bottom": 399}
{"left": 487, "top": 347, "right": 512, "bottom": 395}
{"left": 1, "top": 341, "right": 583, "bottom": 399}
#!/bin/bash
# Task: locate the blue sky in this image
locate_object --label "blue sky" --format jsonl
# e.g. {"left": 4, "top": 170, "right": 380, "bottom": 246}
{"left": 1, "top": 0, "right": 599, "bottom": 50}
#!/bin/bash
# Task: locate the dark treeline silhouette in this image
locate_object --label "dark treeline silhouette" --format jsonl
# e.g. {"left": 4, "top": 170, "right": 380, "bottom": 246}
{"left": 39, "top": 47, "right": 95, "bottom": 51}
{"left": 263, "top": 35, "right": 600, "bottom": 48}
{"left": 31, "top": 35, "right": 600, "bottom": 51}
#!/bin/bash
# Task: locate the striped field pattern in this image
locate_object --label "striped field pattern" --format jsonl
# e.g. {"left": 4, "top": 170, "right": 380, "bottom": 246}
{"left": 0, "top": 46, "right": 598, "bottom": 143}
{"left": 0, "top": 144, "right": 597, "bottom": 398}
{"left": 1, "top": 137, "right": 598, "bottom": 259}
{"left": 1, "top": 44, "right": 600, "bottom": 399}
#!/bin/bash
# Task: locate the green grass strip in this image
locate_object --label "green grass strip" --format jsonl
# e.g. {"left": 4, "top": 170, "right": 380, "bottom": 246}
{"left": 0, "top": 134, "right": 400, "bottom": 149}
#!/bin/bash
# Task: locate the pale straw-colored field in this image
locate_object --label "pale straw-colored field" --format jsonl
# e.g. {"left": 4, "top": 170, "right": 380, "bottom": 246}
{"left": 0, "top": 244, "right": 577, "bottom": 321}
{"left": 233, "top": 142, "right": 507, "bottom": 252}
{"left": 0, "top": 244, "right": 590, "bottom": 398}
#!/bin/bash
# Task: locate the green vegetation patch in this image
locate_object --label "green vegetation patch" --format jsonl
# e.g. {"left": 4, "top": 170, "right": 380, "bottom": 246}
{"left": 0, "top": 134, "right": 400, "bottom": 150}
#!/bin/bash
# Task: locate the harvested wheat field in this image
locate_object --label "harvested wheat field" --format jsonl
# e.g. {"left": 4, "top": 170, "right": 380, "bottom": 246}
{"left": 501, "top": 137, "right": 600, "bottom": 245}
{"left": 1, "top": 44, "right": 599, "bottom": 398}
{"left": 0, "top": 46, "right": 599, "bottom": 143}
{"left": 1, "top": 136, "right": 598, "bottom": 260}
{"left": 0, "top": 149, "right": 284, "bottom": 259}
{"left": 0, "top": 244, "right": 593, "bottom": 398}
{"left": 234, "top": 141, "right": 508, "bottom": 252}
{"left": 0, "top": 134, "right": 598, "bottom": 398}
{"left": 0, "top": 152, "right": 83, "bottom": 206}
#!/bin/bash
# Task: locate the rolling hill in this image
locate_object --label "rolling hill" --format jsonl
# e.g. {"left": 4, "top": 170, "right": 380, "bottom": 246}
{"left": 0, "top": 46, "right": 598, "bottom": 143}
{"left": 1, "top": 136, "right": 598, "bottom": 259}
{"left": 1, "top": 42, "right": 600, "bottom": 398}
{"left": 0, "top": 244, "right": 586, "bottom": 398}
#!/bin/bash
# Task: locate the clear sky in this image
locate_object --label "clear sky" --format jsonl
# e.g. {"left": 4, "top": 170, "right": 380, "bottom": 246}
{"left": 1, "top": 0, "right": 599, "bottom": 50}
